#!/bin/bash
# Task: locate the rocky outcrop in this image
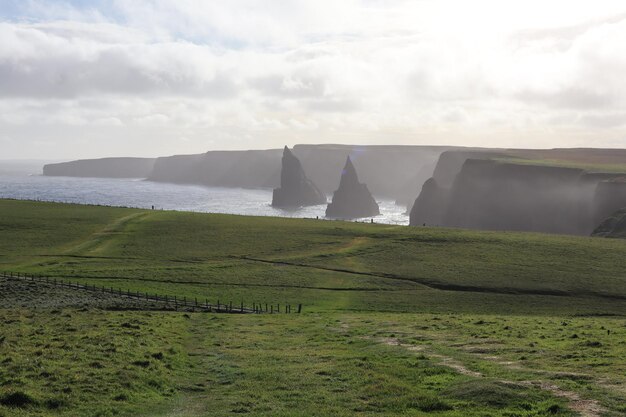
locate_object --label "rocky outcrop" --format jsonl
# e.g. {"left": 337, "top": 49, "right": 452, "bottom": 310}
{"left": 326, "top": 157, "right": 380, "bottom": 219}
{"left": 148, "top": 150, "right": 281, "bottom": 188}
{"left": 409, "top": 178, "right": 448, "bottom": 226}
{"left": 43, "top": 145, "right": 453, "bottom": 199}
{"left": 395, "top": 163, "right": 439, "bottom": 210}
{"left": 409, "top": 156, "right": 626, "bottom": 235}
{"left": 431, "top": 150, "right": 498, "bottom": 188}
{"left": 592, "top": 208, "right": 626, "bottom": 238}
{"left": 43, "top": 158, "right": 156, "bottom": 178}
{"left": 592, "top": 178, "right": 626, "bottom": 229}
{"left": 443, "top": 160, "right": 587, "bottom": 234}
{"left": 293, "top": 144, "right": 444, "bottom": 202}
{"left": 272, "top": 147, "right": 326, "bottom": 208}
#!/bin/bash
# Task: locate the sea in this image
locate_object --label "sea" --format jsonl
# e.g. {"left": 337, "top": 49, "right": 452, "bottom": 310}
{"left": 0, "top": 174, "right": 410, "bottom": 225}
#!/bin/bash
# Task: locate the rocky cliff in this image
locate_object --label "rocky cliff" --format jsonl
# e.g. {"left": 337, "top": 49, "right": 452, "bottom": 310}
{"left": 408, "top": 178, "right": 448, "bottom": 226}
{"left": 592, "top": 208, "right": 626, "bottom": 238}
{"left": 326, "top": 157, "right": 380, "bottom": 219}
{"left": 293, "top": 144, "right": 444, "bottom": 201}
{"left": 443, "top": 160, "right": 587, "bottom": 234}
{"left": 431, "top": 150, "right": 498, "bottom": 188}
{"left": 148, "top": 150, "right": 281, "bottom": 188}
{"left": 410, "top": 150, "right": 626, "bottom": 235}
{"left": 592, "top": 178, "right": 626, "bottom": 229}
{"left": 272, "top": 147, "right": 326, "bottom": 207}
{"left": 43, "top": 158, "right": 156, "bottom": 178}
{"left": 44, "top": 145, "right": 450, "bottom": 202}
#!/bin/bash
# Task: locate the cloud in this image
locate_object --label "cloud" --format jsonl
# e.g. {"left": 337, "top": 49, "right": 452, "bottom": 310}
{"left": 1, "top": 0, "right": 626, "bottom": 158}
{"left": 0, "top": 22, "right": 239, "bottom": 99}
{"left": 580, "top": 113, "right": 626, "bottom": 128}
{"left": 515, "top": 88, "right": 616, "bottom": 110}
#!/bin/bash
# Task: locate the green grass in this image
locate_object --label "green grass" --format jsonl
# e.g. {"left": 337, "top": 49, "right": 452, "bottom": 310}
{"left": 494, "top": 156, "right": 626, "bottom": 174}
{"left": 1, "top": 199, "right": 626, "bottom": 416}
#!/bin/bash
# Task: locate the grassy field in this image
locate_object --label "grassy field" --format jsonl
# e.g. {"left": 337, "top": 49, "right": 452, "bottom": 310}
{"left": 494, "top": 157, "right": 626, "bottom": 174}
{"left": 1, "top": 199, "right": 626, "bottom": 416}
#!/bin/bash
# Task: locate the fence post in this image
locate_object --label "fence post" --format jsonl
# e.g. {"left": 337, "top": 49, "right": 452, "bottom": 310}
{"left": 229, "top": 301, "right": 232, "bottom": 312}
{"left": 297, "top": 304, "right": 302, "bottom": 313}
{"left": 271, "top": 305, "right": 273, "bottom": 314}
{"left": 241, "top": 301, "right": 244, "bottom": 313}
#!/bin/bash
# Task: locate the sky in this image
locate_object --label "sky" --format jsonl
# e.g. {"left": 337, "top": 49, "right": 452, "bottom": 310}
{"left": 1, "top": 0, "right": 626, "bottom": 159}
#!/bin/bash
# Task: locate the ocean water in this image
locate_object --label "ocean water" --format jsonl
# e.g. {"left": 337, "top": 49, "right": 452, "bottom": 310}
{"left": 0, "top": 175, "right": 410, "bottom": 225}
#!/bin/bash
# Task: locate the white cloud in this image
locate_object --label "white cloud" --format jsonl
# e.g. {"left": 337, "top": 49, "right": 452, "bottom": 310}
{"left": 1, "top": 0, "right": 626, "bottom": 159}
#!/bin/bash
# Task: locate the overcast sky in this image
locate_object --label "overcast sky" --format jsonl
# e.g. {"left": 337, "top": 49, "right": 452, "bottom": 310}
{"left": 1, "top": 0, "right": 626, "bottom": 159}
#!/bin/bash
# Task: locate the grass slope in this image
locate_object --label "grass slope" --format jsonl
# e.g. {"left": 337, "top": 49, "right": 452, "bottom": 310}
{"left": 1, "top": 199, "right": 625, "bottom": 416}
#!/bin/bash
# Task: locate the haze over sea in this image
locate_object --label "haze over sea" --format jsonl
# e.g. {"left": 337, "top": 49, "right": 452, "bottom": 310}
{"left": 0, "top": 174, "right": 409, "bottom": 225}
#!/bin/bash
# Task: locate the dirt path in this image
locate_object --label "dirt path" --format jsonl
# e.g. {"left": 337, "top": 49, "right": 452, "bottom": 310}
{"left": 530, "top": 381, "right": 604, "bottom": 417}
{"left": 373, "top": 334, "right": 605, "bottom": 417}
{"left": 63, "top": 212, "right": 149, "bottom": 256}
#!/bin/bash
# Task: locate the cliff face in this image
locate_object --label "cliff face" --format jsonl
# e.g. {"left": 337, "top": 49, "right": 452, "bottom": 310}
{"left": 293, "top": 145, "right": 444, "bottom": 200}
{"left": 443, "top": 160, "right": 587, "bottom": 234}
{"left": 147, "top": 144, "right": 446, "bottom": 201}
{"left": 592, "top": 208, "right": 626, "bottom": 238}
{"left": 42, "top": 145, "right": 452, "bottom": 201}
{"left": 148, "top": 150, "right": 281, "bottom": 188}
{"left": 431, "top": 150, "right": 498, "bottom": 188}
{"left": 326, "top": 157, "right": 380, "bottom": 219}
{"left": 410, "top": 151, "right": 626, "bottom": 235}
{"left": 408, "top": 178, "right": 448, "bottom": 226}
{"left": 592, "top": 179, "right": 626, "bottom": 229}
{"left": 272, "top": 147, "right": 326, "bottom": 207}
{"left": 43, "top": 158, "right": 156, "bottom": 178}
{"left": 395, "top": 164, "right": 439, "bottom": 209}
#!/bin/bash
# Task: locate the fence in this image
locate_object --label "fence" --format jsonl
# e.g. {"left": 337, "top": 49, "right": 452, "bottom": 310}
{"left": 1, "top": 271, "right": 302, "bottom": 314}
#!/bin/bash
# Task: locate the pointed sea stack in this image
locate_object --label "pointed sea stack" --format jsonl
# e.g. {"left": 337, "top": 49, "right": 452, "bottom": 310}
{"left": 272, "top": 146, "right": 327, "bottom": 208}
{"left": 326, "top": 157, "right": 380, "bottom": 219}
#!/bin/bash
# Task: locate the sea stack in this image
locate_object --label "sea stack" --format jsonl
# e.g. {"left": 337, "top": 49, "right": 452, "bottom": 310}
{"left": 326, "top": 156, "right": 380, "bottom": 219}
{"left": 272, "top": 146, "right": 327, "bottom": 208}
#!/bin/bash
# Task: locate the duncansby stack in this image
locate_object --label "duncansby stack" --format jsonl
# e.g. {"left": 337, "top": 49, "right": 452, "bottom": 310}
{"left": 326, "top": 157, "right": 380, "bottom": 219}
{"left": 272, "top": 146, "right": 327, "bottom": 208}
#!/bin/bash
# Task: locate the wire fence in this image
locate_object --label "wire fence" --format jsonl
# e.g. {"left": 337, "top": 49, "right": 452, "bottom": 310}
{"left": 1, "top": 271, "right": 302, "bottom": 314}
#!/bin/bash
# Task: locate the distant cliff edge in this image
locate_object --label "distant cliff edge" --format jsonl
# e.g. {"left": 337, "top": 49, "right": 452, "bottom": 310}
{"left": 410, "top": 149, "right": 626, "bottom": 236}
{"left": 43, "top": 158, "right": 156, "bottom": 178}
{"left": 43, "top": 145, "right": 453, "bottom": 203}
